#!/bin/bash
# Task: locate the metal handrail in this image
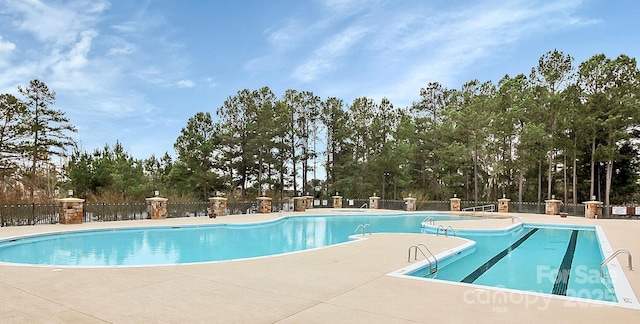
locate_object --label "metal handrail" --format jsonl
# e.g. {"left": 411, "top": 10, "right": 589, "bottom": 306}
{"left": 354, "top": 223, "right": 371, "bottom": 236}
{"left": 462, "top": 204, "right": 496, "bottom": 212}
{"left": 408, "top": 243, "right": 438, "bottom": 275}
{"left": 422, "top": 216, "right": 434, "bottom": 225}
{"left": 600, "top": 248, "right": 633, "bottom": 277}
{"left": 360, "top": 203, "right": 367, "bottom": 208}
{"left": 445, "top": 226, "right": 456, "bottom": 237}
{"left": 436, "top": 225, "right": 446, "bottom": 236}
{"left": 512, "top": 216, "right": 522, "bottom": 224}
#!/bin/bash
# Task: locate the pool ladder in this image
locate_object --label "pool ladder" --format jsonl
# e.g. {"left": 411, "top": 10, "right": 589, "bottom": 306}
{"left": 354, "top": 223, "right": 372, "bottom": 236}
{"left": 600, "top": 248, "right": 633, "bottom": 277}
{"left": 436, "top": 225, "right": 456, "bottom": 237}
{"left": 462, "top": 204, "right": 495, "bottom": 212}
{"left": 408, "top": 243, "right": 438, "bottom": 275}
{"left": 422, "top": 216, "right": 435, "bottom": 226}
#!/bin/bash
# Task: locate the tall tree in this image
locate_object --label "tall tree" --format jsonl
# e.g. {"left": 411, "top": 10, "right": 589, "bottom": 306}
{"left": 248, "top": 87, "right": 278, "bottom": 194}
{"left": 410, "top": 82, "right": 448, "bottom": 198}
{"left": 18, "top": 80, "right": 77, "bottom": 200}
{"left": 494, "top": 74, "right": 534, "bottom": 202}
{"left": 0, "top": 93, "right": 27, "bottom": 178}
{"left": 347, "top": 97, "right": 378, "bottom": 197}
{"left": 599, "top": 55, "right": 640, "bottom": 210}
{"left": 282, "top": 90, "right": 321, "bottom": 195}
{"left": 577, "top": 54, "right": 609, "bottom": 200}
{"left": 449, "top": 80, "right": 495, "bottom": 202}
{"left": 320, "top": 97, "right": 354, "bottom": 196}
{"left": 174, "top": 112, "right": 220, "bottom": 200}
{"left": 529, "top": 50, "right": 575, "bottom": 199}
{"left": 272, "top": 100, "right": 292, "bottom": 198}
{"left": 217, "top": 89, "right": 256, "bottom": 196}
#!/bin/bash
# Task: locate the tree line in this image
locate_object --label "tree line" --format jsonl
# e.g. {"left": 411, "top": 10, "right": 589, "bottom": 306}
{"left": 1, "top": 50, "right": 639, "bottom": 206}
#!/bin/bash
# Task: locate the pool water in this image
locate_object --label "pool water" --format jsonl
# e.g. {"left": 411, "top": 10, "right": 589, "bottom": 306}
{"left": 0, "top": 213, "right": 472, "bottom": 266}
{"left": 410, "top": 225, "right": 618, "bottom": 302}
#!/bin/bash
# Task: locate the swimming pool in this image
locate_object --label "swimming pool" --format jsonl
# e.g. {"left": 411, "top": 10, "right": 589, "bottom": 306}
{"left": 397, "top": 223, "right": 638, "bottom": 307}
{"left": 1, "top": 213, "right": 636, "bottom": 307}
{"left": 0, "top": 213, "right": 472, "bottom": 266}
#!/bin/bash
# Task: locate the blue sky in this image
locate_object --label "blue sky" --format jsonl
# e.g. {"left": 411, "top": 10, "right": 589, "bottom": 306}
{"left": 0, "top": 0, "right": 638, "bottom": 160}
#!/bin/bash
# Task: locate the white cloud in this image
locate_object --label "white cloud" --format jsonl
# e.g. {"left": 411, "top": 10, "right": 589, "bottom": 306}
{"left": 131, "top": 67, "right": 197, "bottom": 89}
{"left": 0, "top": 35, "right": 16, "bottom": 54}
{"left": 104, "top": 36, "right": 136, "bottom": 55}
{"left": 107, "top": 45, "right": 135, "bottom": 55}
{"left": 265, "top": 19, "right": 302, "bottom": 47}
{"left": 111, "top": 23, "right": 138, "bottom": 34}
{"left": 52, "top": 29, "right": 97, "bottom": 72}
{"left": 5, "top": 0, "right": 108, "bottom": 46}
{"left": 62, "top": 89, "right": 158, "bottom": 130}
{"left": 316, "top": 0, "right": 381, "bottom": 16}
{"left": 293, "top": 25, "right": 368, "bottom": 82}
{"left": 203, "top": 77, "right": 219, "bottom": 88}
{"left": 176, "top": 80, "right": 195, "bottom": 88}
{"left": 293, "top": 0, "right": 593, "bottom": 107}
{"left": 0, "top": 35, "right": 16, "bottom": 67}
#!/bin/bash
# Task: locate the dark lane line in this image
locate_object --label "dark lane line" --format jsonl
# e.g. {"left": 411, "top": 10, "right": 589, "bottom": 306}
{"left": 461, "top": 228, "right": 539, "bottom": 284}
{"left": 552, "top": 230, "right": 579, "bottom": 296}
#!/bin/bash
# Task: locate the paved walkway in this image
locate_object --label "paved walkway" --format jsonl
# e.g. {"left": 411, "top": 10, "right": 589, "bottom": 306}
{"left": 0, "top": 210, "right": 638, "bottom": 323}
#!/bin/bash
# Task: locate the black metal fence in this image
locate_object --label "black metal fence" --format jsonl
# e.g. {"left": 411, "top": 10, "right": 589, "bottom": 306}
{"left": 1, "top": 199, "right": 639, "bottom": 227}
{"left": 0, "top": 204, "right": 60, "bottom": 226}
{"left": 84, "top": 202, "right": 147, "bottom": 222}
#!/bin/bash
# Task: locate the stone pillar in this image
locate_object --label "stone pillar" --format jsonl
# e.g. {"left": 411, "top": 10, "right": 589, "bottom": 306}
{"left": 332, "top": 195, "right": 343, "bottom": 208}
{"left": 146, "top": 196, "right": 168, "bottom": 219}
{"left": 450, "top": 197, "right": 461, "bottom": 212}
{"left": 208, "top": 197, "right": 227, "bottom": 218}
{"left": 293, "top": 197, "right": 306, "bottom": 212}
{"left": 257, "top": 197, "right": 272, "bottom": 214}
{"left": 304, "top": 196, "right": 314, "bottom": 209}
{"left": 403, "top": 196, "right": 417, "bottom": 211}
{"left": 545, "top": 198, "right": 562, "bottom": 215}
{"left": 369, "top": 196, "right": 380, "bottom": 209}
{"left": 498, "top": 197, "right": 511, "bottom": 213}
{"left": 56, "top": 197, "right": 85, "bottom": 224}
{"left": 583, "top": 200, "right": 603, "bottom": 219}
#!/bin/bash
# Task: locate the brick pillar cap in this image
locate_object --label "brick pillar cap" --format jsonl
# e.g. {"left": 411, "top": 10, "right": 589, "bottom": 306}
{"left": 56, "top": 198, "right": 85, "bottom": 203}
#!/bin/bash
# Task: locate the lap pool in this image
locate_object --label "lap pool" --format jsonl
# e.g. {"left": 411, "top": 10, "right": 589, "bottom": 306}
{"left": 395, "top": 223, "right": 638, "bottom": 307}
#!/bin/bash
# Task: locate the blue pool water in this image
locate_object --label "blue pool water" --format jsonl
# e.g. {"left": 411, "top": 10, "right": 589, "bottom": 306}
{"left": 0, "top": 213, "right": 472, "bottom": 266}
{"left": 410, "top": 224, "right": 618, "bottom": 302}
{"left": 1, "top": 214, "right": 630, "bottom": 304}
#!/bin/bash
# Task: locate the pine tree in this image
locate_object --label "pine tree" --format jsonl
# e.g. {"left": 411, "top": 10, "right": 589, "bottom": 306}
{"left": 18, "top": 80, "right": 77, "bottom": 200}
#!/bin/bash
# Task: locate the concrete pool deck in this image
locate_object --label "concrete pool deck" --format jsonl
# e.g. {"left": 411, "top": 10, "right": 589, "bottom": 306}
{"left": 0, "top": 209, "right": 638, "bottom": 323}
